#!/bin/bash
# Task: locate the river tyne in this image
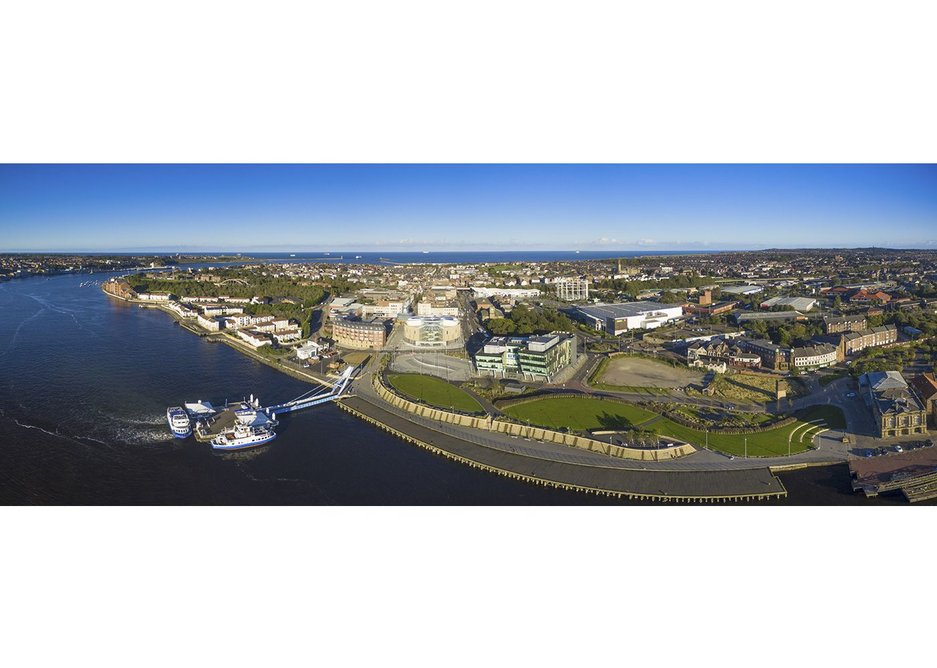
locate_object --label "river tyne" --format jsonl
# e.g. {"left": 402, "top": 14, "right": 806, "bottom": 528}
{"left": 0, "top": 270, "right": 912, "bottom": 505}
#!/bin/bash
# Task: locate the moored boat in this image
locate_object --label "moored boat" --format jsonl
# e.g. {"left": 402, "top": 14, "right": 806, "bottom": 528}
{"left": 210, "top": 424, "right": 276, "bottom": 450}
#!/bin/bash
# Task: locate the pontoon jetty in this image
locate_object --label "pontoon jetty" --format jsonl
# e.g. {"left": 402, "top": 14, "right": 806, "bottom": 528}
{"left": 167, "top": 366, "right": 357, "bottom": 450}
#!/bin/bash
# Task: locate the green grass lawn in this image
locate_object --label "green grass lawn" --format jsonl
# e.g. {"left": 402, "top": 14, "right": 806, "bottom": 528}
{"left": 501, "top": 396, "right": 846, "bottom": 457}
{"left": 387, "top": 373, "right": 484, "bottom": 413}
{"left": 652, "top": 404, "right": 846, "bottom": 457}
{"left": 502, "top": 397, "right": 658, "bottom": 431}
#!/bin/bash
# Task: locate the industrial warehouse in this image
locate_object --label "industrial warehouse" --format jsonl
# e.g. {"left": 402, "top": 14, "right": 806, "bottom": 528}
{"left": 573, "top": 302, "right": 684, "bottom": 334}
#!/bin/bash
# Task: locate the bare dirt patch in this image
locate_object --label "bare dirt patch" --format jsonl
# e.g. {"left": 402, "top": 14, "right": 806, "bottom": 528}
{"left": 595, "top": 356, "right": 704, "bottom": 389}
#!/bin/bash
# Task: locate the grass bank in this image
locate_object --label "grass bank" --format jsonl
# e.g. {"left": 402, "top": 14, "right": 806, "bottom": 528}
{"left": 387, "top": 373, "right": 485, "bottom": 414}
{"left": 501, "top": 396, "right": 846, "bottom": 457}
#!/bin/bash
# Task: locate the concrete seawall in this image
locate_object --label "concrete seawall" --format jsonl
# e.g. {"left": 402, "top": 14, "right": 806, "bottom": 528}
{"left": 338, "top": 395, "right": 788, "bottom": 502}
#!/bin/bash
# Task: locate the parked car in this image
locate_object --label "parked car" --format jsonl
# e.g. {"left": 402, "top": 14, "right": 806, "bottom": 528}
{"left": 895, "top": 445, "right": 904, "bottom": 453}
{"left": 845, "top": 392, "right": 857, "bottom": 398}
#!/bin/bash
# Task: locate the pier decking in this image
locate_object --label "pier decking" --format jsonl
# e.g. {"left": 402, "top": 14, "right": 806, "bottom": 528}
{"left": 338, "top": 395, "right": 787, "bottom": 502}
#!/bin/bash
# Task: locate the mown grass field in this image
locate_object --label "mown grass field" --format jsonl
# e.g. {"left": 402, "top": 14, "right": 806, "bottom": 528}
{"left": 387, "top": 373, "right": 484, "bottom": 413}
{"left": 502, "top": 397, "right": 658, "bottom": 431}
{"left": 501, "top": 396, "right": 846, "bottom": 457}
{"left": 653, "top": 404, "right": 846, "bottom": 457}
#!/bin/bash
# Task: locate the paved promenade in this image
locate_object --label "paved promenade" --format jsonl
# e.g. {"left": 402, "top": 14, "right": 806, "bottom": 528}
{"left": 352, "top": 363, "right": 846, "bottom": 472}
{"left": 339, "top": 394, "right": 786, "bottom": 501}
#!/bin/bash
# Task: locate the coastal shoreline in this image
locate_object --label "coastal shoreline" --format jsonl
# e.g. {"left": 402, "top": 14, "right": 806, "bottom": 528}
{"left": 103, "top": 286, "right": 336, "bottom": 389}
{"left": 102, "top": 283, "right": 803, "bottom": 502}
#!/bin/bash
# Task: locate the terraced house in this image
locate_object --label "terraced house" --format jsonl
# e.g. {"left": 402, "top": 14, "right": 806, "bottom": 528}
{"left": 790, "top": 343, "right": 838, "bottom": 370}
{"left": 820, "top": 324, "right": 898, "bottom": 361}
{"left": 823, "top": 314, "right": 867, "bottom": 334}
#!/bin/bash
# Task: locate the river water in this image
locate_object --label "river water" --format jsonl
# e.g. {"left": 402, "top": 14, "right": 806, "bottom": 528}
{"left": 0, "top": 272, "right": 913, "bottom": 505}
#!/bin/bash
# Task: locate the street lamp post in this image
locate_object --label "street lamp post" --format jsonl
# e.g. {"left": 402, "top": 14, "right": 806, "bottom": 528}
{"left": 744, "top": 436, "right": 748, "bottom": 459}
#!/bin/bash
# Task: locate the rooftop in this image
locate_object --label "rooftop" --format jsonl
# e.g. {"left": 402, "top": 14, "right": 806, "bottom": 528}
{"left": 576, "top": 302, "right": 681, "bottom": 320}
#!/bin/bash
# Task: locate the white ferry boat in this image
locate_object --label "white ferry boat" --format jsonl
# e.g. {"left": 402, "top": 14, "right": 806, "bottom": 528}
{"left": 166, "top": 406, "right": 192, "bottom": 438}
{"left": 211, "top": 424, "right": 276, "bottom": 450}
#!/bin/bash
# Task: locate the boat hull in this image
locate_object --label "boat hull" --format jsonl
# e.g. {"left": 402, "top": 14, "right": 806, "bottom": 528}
{"left": 210, "top": 433, "right": 277, "bottom": 451}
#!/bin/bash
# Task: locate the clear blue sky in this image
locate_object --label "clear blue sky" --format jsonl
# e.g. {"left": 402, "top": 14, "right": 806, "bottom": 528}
{"left": 1, "top": 164, "right": 935, "bottom": 252}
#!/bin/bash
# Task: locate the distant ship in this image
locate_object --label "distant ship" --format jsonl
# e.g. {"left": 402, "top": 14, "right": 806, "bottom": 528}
{"left": 290, "top": 253, "right": 296, "bottom": 257}
{"left": 422, "top": 250, "right": 430, "bottom": 254}
{"left": 355, "top": 255, "right": 362, "bottom": 259}
{"left": 166, "top": 406, "right": 192, "bottom": 438}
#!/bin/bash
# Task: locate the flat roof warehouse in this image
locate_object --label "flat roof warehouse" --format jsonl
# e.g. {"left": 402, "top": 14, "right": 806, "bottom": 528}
{"left": 575, "top": 302, "right": 679, "bottom": 320}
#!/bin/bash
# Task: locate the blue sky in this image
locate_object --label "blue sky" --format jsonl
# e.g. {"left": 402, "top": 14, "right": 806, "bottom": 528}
{"left": 0, "top": 164, "right": 935, "bottom": 252}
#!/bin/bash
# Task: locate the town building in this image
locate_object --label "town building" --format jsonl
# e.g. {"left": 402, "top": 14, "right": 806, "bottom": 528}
{"left": 328, "top": 297, "right": 362, "bottom": 319}
{"left": 823, "top": 314, "right": 867, "bottom": 334}
{"left": 201, "top": 304, "right": 244, "bottom": 317}
{"left": 740, "top": 339, "right": 791, "bottom": 371}
{"left": 685, "top": 300, "right": 738, "bottom": 316}
{"left": 759, "top": 296, "right": 817, "bottom": 312}
{"left": 733, "top": 310, "right": 806, "bottom": 325}
{"left": 361, "top": 298, "right": 410, "bottom": 320}
{"left": 273, "top": 326, "right": 303, "bottom": 344}
{"left": 167, "top": 301, "right": 197, "bottom": 319}
{"left": 859, "top": 371, "right": 928, "bottom": 438}
{"left": 909, "top": 373, "right": 937, "bottom": 427}
{"left": 555, "top": 277, "right": 589, "bottom": 301}
{"left": 196, "top": 314, "right": 223, "bottom": 331}
{"left": 137, "top": 291, "right": 173, "bottom": 302}
{"left": 238, "top": 328, "right": 272, "bottom": 348}
{"left": 721, "top": 285, "right": 764, "bottom": 296}
{"left": 847, "top": 288, "right": 892, "bottom": 304}
{"left": 416, "top": 299, "right": 460, "bottom": 317}
{"left": 296, "top": 340, "right": 323, "bottom": 360}
{"left": 790, "top": 343, "right": 838, "bottom": 370}
{"left": 820, "top": 324, "right": 898, "bottom": 360}
{"left": 473, "top": 333, "right": 574, "bottom": 380}
{"left": 402, "top": 316, "right": 461, "bottom": 348}
{"left": 333, "top": 316, "right": 387, "bottom": 350}
{"left": 471, "top": 287, "right": 541, "bottom": 300}
{"left": 573, "top": 302, "right": 683, "bottom": 334}
{"left": 686, "top": 339, "right": 760, "bottom": 369}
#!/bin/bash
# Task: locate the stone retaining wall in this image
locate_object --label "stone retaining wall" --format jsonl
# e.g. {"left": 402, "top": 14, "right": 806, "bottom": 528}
{"left": 372, "top": 375, "right": 695, "bottom": 461}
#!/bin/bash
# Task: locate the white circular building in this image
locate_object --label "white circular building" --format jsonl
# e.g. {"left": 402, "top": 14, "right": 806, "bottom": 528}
{"left": 402, "top": 316, "right": 461, "bottom": 347}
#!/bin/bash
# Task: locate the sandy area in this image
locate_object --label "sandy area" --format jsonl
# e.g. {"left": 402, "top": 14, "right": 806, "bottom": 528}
{"left": 597, "top": 356, "right": 703, "bottom": 388}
